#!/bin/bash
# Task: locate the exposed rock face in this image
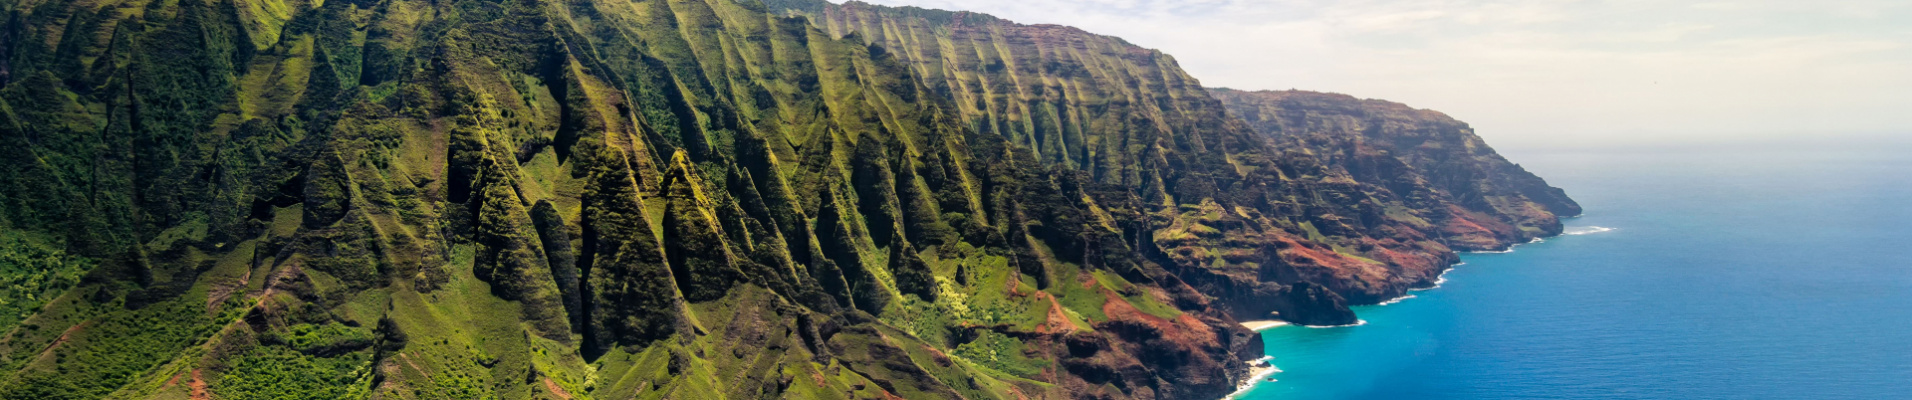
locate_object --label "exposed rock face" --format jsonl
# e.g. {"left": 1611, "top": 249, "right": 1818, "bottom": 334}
{"left": 1210, "top": 88, "right": 1582, "bottom": 250}
{"left": 774, "top": 0, "right": 1446, "bottom": 315}
{"left": 0, "top": 0, "right": 1571, "bottom": 399}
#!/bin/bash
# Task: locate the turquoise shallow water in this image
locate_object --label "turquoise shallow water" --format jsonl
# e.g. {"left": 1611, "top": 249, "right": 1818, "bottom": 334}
{"left": 1237, "top": 145, "right": 1912, "bottom": 399}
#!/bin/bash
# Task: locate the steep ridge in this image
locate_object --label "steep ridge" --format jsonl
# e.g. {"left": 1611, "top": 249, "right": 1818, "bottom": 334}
{"left": 767, "top": 0, "right": 1569, "bottom": 314}
{"left": 1208, "top": 88, "right": 1581, "bottom": 250}
{"left": 0, "top": 0, "right": 1573, "bottom": 399}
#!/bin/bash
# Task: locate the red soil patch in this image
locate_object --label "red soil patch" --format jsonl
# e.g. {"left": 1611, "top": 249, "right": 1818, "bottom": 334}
{"left": 1268, "top": 230, "right": 1390, "bottom": 284}
{"left": 542, "top": 377, "right": 574, "bottom": 400}
{"left": 919, "top": 344, "right": 954, "bottom": 367}
{"left": 1100, "top": 291, "right": 1214, "bottom": 345}
{"left": 1439, "top": 204, "right": 1520, "bottom": 249}
{"left": 1032, "top": 293, "right": 1077, "bottom": 334}
{"left": 188, "top": 369, "right": 210, "bottom": 400}
{"left": 1005, "top": 271, "right": 1027, "bottom": 297}
{"left": 33, "top": 321, "right": 89, "bottom": 363}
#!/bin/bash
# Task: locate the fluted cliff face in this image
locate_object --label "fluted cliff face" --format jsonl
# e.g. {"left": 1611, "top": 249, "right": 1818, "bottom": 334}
{"left": 1208, "top": 88, "right": 1581, "bottom": 250}
{"left": 0, "top": 0, "right": 1571, "bottom": 398}
{"left": 772, "top": 0, "right": 1567, "bottom": 313}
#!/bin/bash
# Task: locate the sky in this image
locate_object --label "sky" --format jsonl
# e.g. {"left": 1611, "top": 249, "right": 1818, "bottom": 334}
{"left": 851, "top": 0, "right": 1912, "bottom": 150}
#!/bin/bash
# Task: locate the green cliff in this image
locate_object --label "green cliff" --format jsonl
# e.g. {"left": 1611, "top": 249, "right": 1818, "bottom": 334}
{"left": 1208, "top": 88, "right": 1581, "bottom": 250}
{"left": 0, "top": 0, "right": 1574, "bottom": 399}
{"left": 769, "top": 0, "right": 1579, "bottom": 313}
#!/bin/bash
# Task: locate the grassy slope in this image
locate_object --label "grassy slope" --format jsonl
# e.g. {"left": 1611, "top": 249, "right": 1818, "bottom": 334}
{"left": 777, "top": 0, "right": 1580, "bottom": 310}
{"left": 0, "top": 0, "right": 1572, "bottom": 399}
{"left": 1207, "top": 88, "right": 1582, "bottom": 247}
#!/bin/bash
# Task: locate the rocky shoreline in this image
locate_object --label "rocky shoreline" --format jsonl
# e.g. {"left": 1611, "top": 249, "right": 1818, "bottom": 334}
{"left": 1225, "top": 225, "right": 1579, "bottom": 398}
{"left": 0, "top": 0, "right": 1578, "bottom": 398}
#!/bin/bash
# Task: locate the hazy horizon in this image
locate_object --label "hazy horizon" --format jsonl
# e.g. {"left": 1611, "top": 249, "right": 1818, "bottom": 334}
{"left": 850, "top": 0, "right": 1912, "bottom": 150}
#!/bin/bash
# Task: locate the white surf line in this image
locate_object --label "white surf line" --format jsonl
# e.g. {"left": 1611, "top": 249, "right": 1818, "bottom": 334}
{"left": 1302, "top": 319, "right": 1368, "bottom": 328}
{"left": 1563, "top": 226, "right": 1615, "bottom": 235}
{"left": 1462, "top": 236, "right": 1545, "bottom": 254}
{"left": 1377, "top": 294, "right": 1417, "bottom": 306}
{"left": 1226, "top": 227, "right": 1608, "bottom": 398}
{"left": 1225, "top": 356, "right": 1284, "bottom": 399}
{"left": 1411, "top": 261, "right": 1462, "bottom": 291}
{"left": 1466, "top": 225, "right": 1615, "bottom": 255}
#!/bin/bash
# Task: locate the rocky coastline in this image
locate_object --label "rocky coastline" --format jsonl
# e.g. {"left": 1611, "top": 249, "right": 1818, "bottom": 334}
{"left": 0, "top": 0, "right": 1575, "bottom": 398}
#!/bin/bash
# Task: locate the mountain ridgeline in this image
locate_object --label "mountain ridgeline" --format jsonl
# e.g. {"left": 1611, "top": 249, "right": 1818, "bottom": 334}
{"left": 0, "top": 0, "right": 1574, "bottom": 398}
{"left": 1206, "top": 88, "right": 1581, "bottom": 249}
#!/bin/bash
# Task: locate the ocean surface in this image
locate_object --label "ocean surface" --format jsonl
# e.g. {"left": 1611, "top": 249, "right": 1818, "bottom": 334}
{"left": 1236, "top": 143, "right": 1912, "bottom": 399}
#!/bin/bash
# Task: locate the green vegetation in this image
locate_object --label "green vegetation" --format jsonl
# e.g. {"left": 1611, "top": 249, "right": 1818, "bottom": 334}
{"left": 277, "top": 323, "right": 375, "bottom": 354}
{"left": 953, "top": 330, "right": 1049, "bottom": 378}
{"left": 214, "top": 347, "right": 373, "bottom": 400}
{"left": 0, "top": 0, "right": 1573, "bottom": 398}
{"left": 0, "top": 234, "right": 93, "bottom": 330}
{"left": 1208, "top": 88, "right": 1583, "bottom": 247}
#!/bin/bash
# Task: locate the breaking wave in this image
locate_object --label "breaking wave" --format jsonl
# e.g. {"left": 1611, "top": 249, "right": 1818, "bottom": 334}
{"left": 1464, "top": 235, "right": 1550, "bottom": 254}
{"left": 1563, "top": 226, "right": 1616, "bottom": 235}
{"left": 1413, "top": 266, "right": 1455, "bottom": 291}
{"left": 1378, "top": 294, "right": 1417, "bottom": 306}
{"left": 1304, "top": 320, "right": 1368, "bottom": 328}
{"left": 1227, "top": 356, "right": 1285, "bottom": 398}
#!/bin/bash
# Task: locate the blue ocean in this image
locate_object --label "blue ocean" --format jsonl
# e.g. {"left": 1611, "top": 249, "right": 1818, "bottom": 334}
{"left": 1236, "top": 142, "right": 1912, "bottom": 399}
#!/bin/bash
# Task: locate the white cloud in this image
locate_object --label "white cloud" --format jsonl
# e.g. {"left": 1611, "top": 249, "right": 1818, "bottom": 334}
{"left": 850, "top": 0, "right": 1912, "bottom": 149}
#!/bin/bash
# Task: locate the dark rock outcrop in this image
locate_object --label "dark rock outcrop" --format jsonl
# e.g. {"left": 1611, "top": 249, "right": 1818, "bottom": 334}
{"left": 1210, "top": 88, "right": 1582, "bottom": 249}
{"left": 0, "top": 0, "right": 1573, "bottom": 399}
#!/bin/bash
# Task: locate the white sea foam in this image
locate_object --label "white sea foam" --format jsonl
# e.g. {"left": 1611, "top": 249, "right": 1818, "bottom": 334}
{"left": 1563, "top": 226, "right": 1616, "bottom": 235}
{"left": 1227, "top": 356, "right": 1285, "bottom": 398}
{"left": 1377, "top": 294, "right": 1417, "bottom": 306}
{"left": 1414, "top": 268, "right": 1454, "bottom": 291}
{"left": 1304, "top": 319, "right": 1368, "bottom": 328}
{"left": 1233, "top": 226, "right": 1609, "bottom": 396}
{"left": 1464, "top": 235, "right": 1548, "bottom": 254}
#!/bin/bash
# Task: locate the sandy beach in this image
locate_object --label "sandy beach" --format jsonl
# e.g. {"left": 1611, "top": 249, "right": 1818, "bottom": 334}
{"left": 1240, "top": 320, "right": 1290, "bottom": 331}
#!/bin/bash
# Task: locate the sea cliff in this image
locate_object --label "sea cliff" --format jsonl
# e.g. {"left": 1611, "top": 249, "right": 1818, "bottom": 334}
{"left": 0, "top": 0, "right": 1573, "bottom": 398}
